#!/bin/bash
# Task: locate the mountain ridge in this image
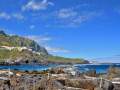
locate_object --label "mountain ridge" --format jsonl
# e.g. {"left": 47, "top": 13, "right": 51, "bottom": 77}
{"left": 0, "top": 30, "right": 48, "bottom": 55}
{"left": 0, "top": 30, "right": 89, "bottom": 64}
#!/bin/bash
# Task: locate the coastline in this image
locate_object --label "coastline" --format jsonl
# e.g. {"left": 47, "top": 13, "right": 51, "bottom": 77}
{"left": 0, "top": 64, "right": 119, "bottom": 90}
{"left": 0, "top": 62, "right": 120, "bottom": 74}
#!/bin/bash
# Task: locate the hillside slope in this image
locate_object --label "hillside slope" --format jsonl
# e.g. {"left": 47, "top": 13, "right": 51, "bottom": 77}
{"left": 0, "top": 30, "right": 89, "bottom": 64}
{"left": 0, "top": 30, "right": 48, "bottom": 55}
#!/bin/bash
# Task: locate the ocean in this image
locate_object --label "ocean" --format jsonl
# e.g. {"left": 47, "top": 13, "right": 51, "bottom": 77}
{"left": 74, "top": 63, "right": 120, "bottom": 73}
{"left": 0, "top": 63, "right": 120, "bottom": 73}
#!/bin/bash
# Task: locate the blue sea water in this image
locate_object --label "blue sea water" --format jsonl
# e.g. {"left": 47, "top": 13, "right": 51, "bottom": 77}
{"left": 74, "top": 63, "right": 120, "bottom": 73}
{"left": 0, "top": 63, "right": 120, "bottom": 73}
{"left": 0, "top": 64, "right": 57, "bottom": 71}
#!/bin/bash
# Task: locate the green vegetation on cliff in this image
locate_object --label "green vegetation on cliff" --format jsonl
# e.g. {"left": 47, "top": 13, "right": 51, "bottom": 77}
{"left": 0, "top": 48, "right": 44, "bottom": 62}
{"left": 0, "top": 30, "right": 48, "bottom": 55}
{"left": 0, "top": 30, "right": 89, "bottom": 64}
{"left": 47, "top": 56, "right": 89, "bottom": 64}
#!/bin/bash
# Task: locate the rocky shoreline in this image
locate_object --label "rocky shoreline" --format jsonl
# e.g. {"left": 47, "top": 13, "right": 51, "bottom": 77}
{"left": 0, "top": 65, "right": 119, "bottom": 90}
{"left": 0, "top": 59, "right": 89, "bottom": 66}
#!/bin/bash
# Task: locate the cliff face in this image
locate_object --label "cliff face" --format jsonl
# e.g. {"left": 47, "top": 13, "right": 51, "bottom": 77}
{"left": 0, "top": 30, "right": 89, "bottom": 64}
{"left": 0, "top": 30, "right": 48, "bottom": 55}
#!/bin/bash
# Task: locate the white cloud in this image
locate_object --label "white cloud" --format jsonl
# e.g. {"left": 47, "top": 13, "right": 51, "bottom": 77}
{"left": 26, "top": 35, "right": 71, "bottom": 53}
{"left": 57, "top": 9, "right": 77, "bottom": 19}
{"left": 30, "top": 25, "right": 35, "bottom": 29}
{"left": 12, "top": 13, "right": 24, "bottom": 20}
{"left": 22, "top": 0, "right": 54, "bottom": 11}
{"left": 91, "top": 55, "right": 120, "bottom": 63}
{"left": 0, "top": 12, "right": 24, "bottom": 20}
{"left": 54, "top": 8, "right": 99, "bottom": 27}
{"left": 26, "top": 35, "right": 52, "bottom": 43}
{"left": 0, "top": 12, "right": 11, "bottom": 20}
{"left": 71, "top": 12, "right": 97, "bottom": 25}
{"left": 45, "top": 46, "right": 71, "bottom": 53}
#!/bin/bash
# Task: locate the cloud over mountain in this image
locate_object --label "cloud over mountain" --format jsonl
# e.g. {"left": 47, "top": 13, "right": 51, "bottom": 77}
{"left": 45, "top": 46, "right": 71, "bottom": 53}
{"left": 26, "top": 35, "right": 52, "bottom": 44}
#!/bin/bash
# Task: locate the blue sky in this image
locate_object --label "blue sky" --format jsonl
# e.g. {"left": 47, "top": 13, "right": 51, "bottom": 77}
{"left": 0, "top": 0, "right": 120, "bottom": 62}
